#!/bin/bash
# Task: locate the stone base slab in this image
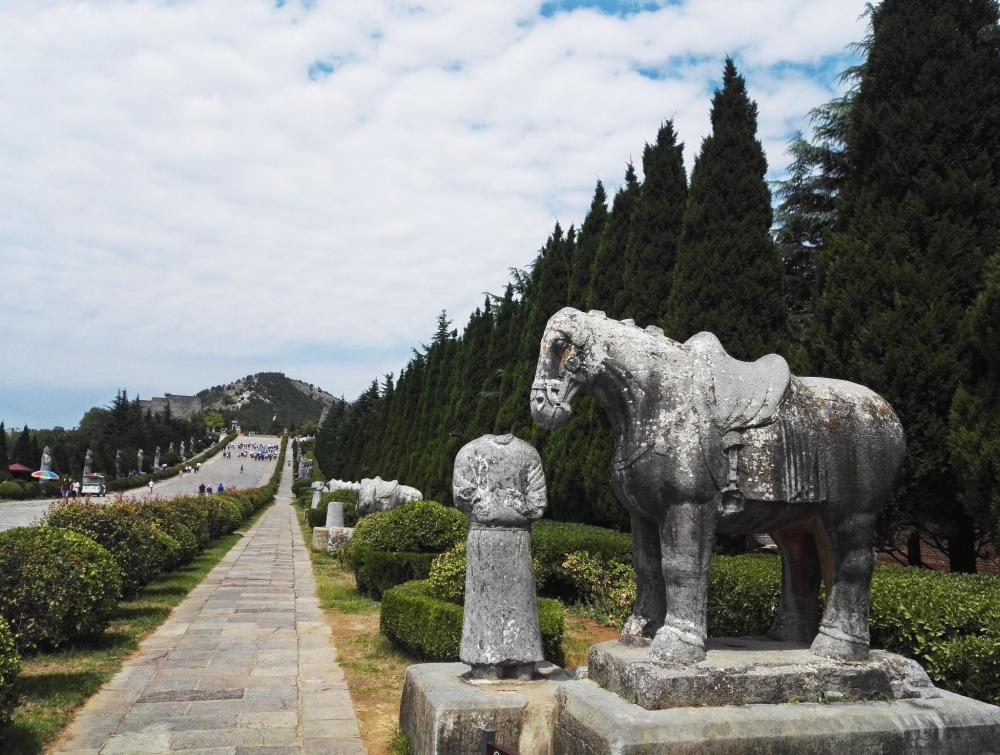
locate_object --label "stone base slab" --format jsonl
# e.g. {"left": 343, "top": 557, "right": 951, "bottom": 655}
{"left": 588, "top": 638, "right": 937, "bottom": 709}
{"left": 555, "top": 678, "right": 1000, "bottom": 754}
{"left": 399, "top": 662, "right": 566, "bottom": 755}
{"left": 326, "top": 526, "right": 353, "bottom": 553}
{"left": 311, "top": 526, "right": 328, "bottom": 551}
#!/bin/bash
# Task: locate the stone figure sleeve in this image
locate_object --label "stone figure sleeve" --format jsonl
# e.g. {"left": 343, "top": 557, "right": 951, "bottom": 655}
{"left": 510, "top": 455, "right": 546, "bottom": 520}
{"left": 452, "top": 451, "right": 479, "bottom": 517}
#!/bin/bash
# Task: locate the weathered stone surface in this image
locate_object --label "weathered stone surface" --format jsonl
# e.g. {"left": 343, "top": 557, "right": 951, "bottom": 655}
{"left": 530, "top": 307, "right": 907, "bottom": 663}
{"left": 153, "top": 446, "right": 160, "bottom": 469}
{"left": 83, "top": 448, "right": 94, "bottom": 475}
{"left": 357, "top": 476, "right": 422, "bottom": 515}
{"left": 588, "top": 638, "right": 938, "bottom": 710}
{"left": 325, "top": 526, "right": 353, "bottom": 554}
{"left": 115, "top": 448, "right": 123, "bottom": 477}
{"left": 454, "top": 434, "right": 547, "bottom": 676}
{"left": 554, "top": 678, "right": 1000, "bottom": 754}
{"left": 137, "top": 448, "right": 144, "bottom": 473}
{"left": 324, "top": 479, "right": 361, "bottom": 494}
{"left": 400, "top": 662, "right": 566, "bottom": 755}
{"left": 310, "top": 490, "right": 321, "bottom": 509}
{"left": 311, "top": 527, "right": 328, "bottom": 552}
{"left": 325, "top": 501, "right": 344, "bottom": 528}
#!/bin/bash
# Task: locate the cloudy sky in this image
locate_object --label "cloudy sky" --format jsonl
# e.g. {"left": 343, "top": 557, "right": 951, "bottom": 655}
{"left": 0, "top": 0, "right": 868, "bottom": 429}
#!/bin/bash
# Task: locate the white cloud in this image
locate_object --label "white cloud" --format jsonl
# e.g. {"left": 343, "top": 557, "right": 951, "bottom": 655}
{"left": 0, "top": 0, "right": 868, "bottom": 426}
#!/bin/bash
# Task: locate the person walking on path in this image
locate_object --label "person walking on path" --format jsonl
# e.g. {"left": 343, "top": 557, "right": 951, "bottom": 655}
{"left": 147, "top": 479, "right": 154, "bottom": 494}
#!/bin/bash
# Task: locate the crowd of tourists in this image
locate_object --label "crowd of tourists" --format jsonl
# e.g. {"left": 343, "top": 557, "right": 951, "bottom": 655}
{"left": 222, "top": 440, "right": 280, "bottom": 461}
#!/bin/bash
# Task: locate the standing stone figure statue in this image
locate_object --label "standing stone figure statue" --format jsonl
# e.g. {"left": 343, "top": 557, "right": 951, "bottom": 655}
{"left": 154, "top": 446, "right": 161, "bottom": 469}
{"left": 40, "top": 446, "right": 53, "bottom": 473}
{"left": 83, "top": 449, "right": 94, "bottom": 476}
{"left": 137, "top": 449, "right": 144, "bottom": 474}
{"left": 189, "top": 436, "right": 195, "bottom": 455}
{"left": 179, "top": 441, "right": 186, "bottom": 460}
{"left": 530, "top": 308, "right": 905, "bottom": 663}
{"left": 168, "top": 441, "right": 175, "bottom": 455}
{"left": 453, "top": 434, "right": 548, "bottom": 680}
{"left": 115, "top": 449, "right": 122, "bottom": 478}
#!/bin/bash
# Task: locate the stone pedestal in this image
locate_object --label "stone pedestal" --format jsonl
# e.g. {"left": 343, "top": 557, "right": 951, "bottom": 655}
{"left": 326, "top": 526, "right": 353, "bottom": 554}
{"left": 310, "top": 490, "right": 321, "bottom": 509}
{"left": 399, "top": 647, "right": 1000, "bottom": 755}
{"left": 555, "top": 679, "right": 1000, "bottom": 754}
{"left": 399, "top": 662, "right": 567, "bottom": 755}
{"left": 311, "top": 527, "right": 328, "bottom": 552}
{"left": 588, "top": 638, "right": 937, "bottom": 709}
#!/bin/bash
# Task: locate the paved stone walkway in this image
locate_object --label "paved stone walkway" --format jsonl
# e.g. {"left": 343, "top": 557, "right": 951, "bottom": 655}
{"left": 54, "top": 454, "right": 364, "bottom": 754}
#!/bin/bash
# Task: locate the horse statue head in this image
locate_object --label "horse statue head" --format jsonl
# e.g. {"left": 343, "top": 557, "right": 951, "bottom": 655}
{"left": 529, "top": 307, "right": 688, "bottom": 432}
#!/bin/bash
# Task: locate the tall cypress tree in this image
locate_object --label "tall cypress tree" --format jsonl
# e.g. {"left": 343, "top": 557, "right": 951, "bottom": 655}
{"left": 586, "top": 164, "right": 640, "bottom": 317}
{"left": 0, "top": 422, "right": 7, "bottom": 473}
{"left": 617, "top": 121, "right": 688, "bottom": 325}
{"left": 665, "top": 58, "right": 785, "bottom": 359}
{"left": 567, "top": 181, "right": 608, "bottom": 307}
{"left": 812, "top": 0, "right": 1000, "bottom": 571}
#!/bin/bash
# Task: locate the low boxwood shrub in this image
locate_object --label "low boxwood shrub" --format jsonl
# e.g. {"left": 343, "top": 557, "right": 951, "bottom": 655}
{"left": 307, "top": 489, "right": 360, "bottom": 528}
{"left": 350, "top": 501, "right": 468, "bottom": 554}
{"left": 428, "top": 543, "right": 467, "bottom": 604}
{"left": 0, "top": 526, "right": 122, "bottom": 651}
{"left": 0, "top": 481, "right": 23, "bottom": 500}
{"left": 352, "top": 548, "right": 438, "bottom": 599}
{"left": 292, "top": 479, "right": 313, "bottom": 496}
{"left": 381, "top": 580, "right": 564, "bottom": 665}
{"left": 0, "top": 616, "right": 19, "bottom": 723}
{"left": 46, "top": 500, "right": 178, "bottom": 596}
{"left": 530, "top": 520, "right": 632, "bottom": 601}
{"left": 202, "top": 495, "right": 245, "bottom": 538}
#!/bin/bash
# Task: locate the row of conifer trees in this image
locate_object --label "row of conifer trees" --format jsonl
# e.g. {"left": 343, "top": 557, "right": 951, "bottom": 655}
{"left": 316, "top": 0, "right": 1000, "bottom": 572}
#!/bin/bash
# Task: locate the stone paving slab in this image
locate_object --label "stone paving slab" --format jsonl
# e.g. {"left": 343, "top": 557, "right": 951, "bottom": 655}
{"left": 53, "top": 453, "right": 365, "bottom": 754}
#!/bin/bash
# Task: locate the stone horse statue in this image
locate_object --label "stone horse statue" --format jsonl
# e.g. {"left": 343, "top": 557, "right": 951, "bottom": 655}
{"left": 530, "top": 308, "right": 905, "bottom": 663}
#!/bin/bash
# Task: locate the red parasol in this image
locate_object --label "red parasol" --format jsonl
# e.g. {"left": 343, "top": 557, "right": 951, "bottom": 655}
{"left": 8, "top": 463, "right": 32, "bottom": 473}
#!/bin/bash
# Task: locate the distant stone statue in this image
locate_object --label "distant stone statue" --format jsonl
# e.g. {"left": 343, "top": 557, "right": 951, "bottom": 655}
{"left": 137, "top": 449, "right": 144, "bottom": 473}
{"left": 453, "top": 434, "right": 547, "bottom": 679}
{"left": 115, "top": 449, "right": 122, "bottom": 478}
{"left": 168, "top": 441, "right": 175, "bottom": 455}
{"left": 40, "top": 446, "right": 53, "bottom": 473}
{"left": 357, "top": 477, "right": 422, "bottom": 516}
{"left": 189, "top": 436, "right": 195, "bottom": 454}
{"left": 154, "top": 446, "right": 161, "bottom": 469}
{"left": 531, "top": 308, "right": 906, "bottom": 663}
{"left": 83, "top": 449, "right": 94, "bottom": 475}
{"left": 179, "top": 441, "right": 186, "bottom": 460}
{"left": 324, "top": 479, "right": 361, "bottom": 494}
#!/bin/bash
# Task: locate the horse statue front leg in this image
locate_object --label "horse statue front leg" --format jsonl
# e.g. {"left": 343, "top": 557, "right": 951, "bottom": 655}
{"left": 651, "top": 501, "right": 716, "bottom": 663}
{"left": 621, "top": 513, "right": 665, "bottom": 644}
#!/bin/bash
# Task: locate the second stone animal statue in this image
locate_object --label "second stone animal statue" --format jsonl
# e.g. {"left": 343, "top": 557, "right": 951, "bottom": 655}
{"left": 453, "top": 433, "right": 547, "bottom": 680}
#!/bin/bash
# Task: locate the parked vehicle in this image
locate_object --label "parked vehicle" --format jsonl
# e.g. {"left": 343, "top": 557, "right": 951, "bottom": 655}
{"left": 80, "top": 473, "right": 106, "bottom": 497}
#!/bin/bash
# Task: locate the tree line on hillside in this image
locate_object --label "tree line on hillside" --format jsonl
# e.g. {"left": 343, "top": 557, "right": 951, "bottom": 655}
{"left": 316, "top": 0, "right": 1000, "bottom": 572}
{"left": 0, "top": 391, "right": 216, "bottom": 481}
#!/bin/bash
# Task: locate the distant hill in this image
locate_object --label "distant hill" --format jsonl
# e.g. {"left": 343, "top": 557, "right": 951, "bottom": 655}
{"left": 197, "top": 372, "right": 339, "bottom": 431}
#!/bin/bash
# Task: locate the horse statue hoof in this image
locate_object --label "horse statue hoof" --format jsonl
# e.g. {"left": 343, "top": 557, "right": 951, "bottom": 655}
{"left": 620, "top": 615, "right": 654, "bottom": 646}
{"left": 649, "top": 626, "right": 706, "bottom": 664}
{"left": 810, "top": 626, "right": 869, "bottom": 661}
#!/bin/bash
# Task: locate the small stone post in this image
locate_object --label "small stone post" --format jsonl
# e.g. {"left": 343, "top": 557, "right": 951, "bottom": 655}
{"left": 325, "top": 501, "right": 344, "bottom": 528}
{"left": 311, "top": 490, "right": 322, "bottom": 509}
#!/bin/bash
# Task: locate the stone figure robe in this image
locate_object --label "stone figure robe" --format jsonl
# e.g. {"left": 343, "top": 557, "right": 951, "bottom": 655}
{"left": 452, "top": 434, "right": 547, "bottom": 670}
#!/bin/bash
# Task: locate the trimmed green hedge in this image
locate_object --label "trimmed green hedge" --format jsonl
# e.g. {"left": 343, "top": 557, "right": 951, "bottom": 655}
{"left": 346, "top": 501, "right": 469, "bottom": 596}
{"left": 530, "top": 520, "right": 632, "bottom": 602}
{"left": 351, "top": 548, "right": 438, "bottom": 599}
{"left": 0, "top": 481, "right": 23, "bottom": 500}
{"left": 47, "top": 500, "right": 180, "bottom": 597}
{"left": 350, "top": 501, "right": 468, "bottom": 553}
{"left": 381, "top": 580, "right": 564, "bottom": 665}
{"left": 0, "top": 527, "right": 122, "bottom": 651}
{"left": 0, "top": 617, "right": 19, "bottom": 724}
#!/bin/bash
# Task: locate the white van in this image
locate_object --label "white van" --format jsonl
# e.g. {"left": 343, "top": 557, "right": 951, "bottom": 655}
{"left": 81, "top": 473, "right": 106, "bottom": 496}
